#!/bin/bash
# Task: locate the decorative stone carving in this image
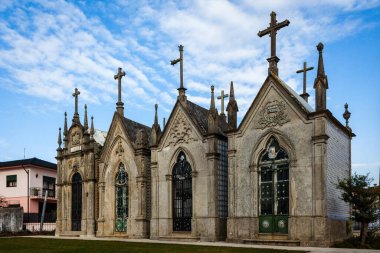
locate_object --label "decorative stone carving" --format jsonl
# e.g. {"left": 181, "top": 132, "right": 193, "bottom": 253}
{"left": 166, "top": 111, "right": 197, "bottom": 147}
{"left": 136, "top": 129, "right": 149, "bottom": 149}
{"left": 115, "top": 139, "right": 124, "bottom": 156}
{"left": 72, "top": 131, "right": 81, "bottom": 145}
{"left": 258, "top": 100, "right": 289, "bottom": 129}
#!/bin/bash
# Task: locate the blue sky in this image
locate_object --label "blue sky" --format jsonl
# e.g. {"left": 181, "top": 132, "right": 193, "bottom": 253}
{"left": 0, "top": 0, "right": 379, "bottom": 183}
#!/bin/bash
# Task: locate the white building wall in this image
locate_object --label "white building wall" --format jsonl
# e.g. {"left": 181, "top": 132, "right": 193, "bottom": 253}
{"left": 326, "top": 121, "right": 350, "bottom": 220}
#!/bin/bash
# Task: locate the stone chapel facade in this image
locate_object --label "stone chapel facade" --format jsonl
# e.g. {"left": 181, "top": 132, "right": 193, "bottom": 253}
{"left": 56, "top": 13, "right": 354, "bottom": 246}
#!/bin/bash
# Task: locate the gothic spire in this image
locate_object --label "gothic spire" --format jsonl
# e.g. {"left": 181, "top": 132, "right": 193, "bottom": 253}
{"left": 151, "top": 104, "right": 161, "bottom": 146}
{"left": 171, "top": 45, "right": 187, "bottom": 104}
{"left": 314, "top": 42, "right": 329, "bottom": 111}
{"left": 57, "top": 127, "right": 62, "bottom": 150}
{"left": 208, "top": 85, "right": 218, "bottom": 134}
{"left": 154, "top": 103, "right": 159, "bottom": 125}
{"left": 226, "top": 81, "right": 239, "bottom": 130}
{"left": 84, "top": 104, "right": 88, "bottom": 131}
{"left": 63, "top": 112, "right": 68, "bottom": 148}
{"left": 90, "top": 116, "right": 95, "bottom": 141}
{"left": 114, "top": 67, "right": 126, "bottom": 116}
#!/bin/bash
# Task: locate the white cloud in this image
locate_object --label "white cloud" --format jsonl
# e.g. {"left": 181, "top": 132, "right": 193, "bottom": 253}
{"left": 0, "top": 0, "right": 377, "bottom": 124}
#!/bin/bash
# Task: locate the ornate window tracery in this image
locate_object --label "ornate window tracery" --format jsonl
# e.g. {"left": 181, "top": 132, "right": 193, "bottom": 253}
{"left": 115, "top": 163, "right": 128, "bottom": 232}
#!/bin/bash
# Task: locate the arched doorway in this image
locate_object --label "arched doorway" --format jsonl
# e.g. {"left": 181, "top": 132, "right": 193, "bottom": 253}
{"left": 71, "top": 172, "right": 82, "bottom": 231}
{"left": 172, "top": 151, "right": 192, "bottom": 232}
{"left": 115, "top": 163, "right": 129, "bottom": 232}
{"left": 259, "top": 137, "right": 289, "bottom": 234}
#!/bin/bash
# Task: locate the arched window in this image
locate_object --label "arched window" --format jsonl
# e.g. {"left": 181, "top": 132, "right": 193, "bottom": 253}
{"left": 259, "top": 137, "right": 289, "bottom": 234}
{"left": 172, "top": 151, "right": 192, "bottom": 231}
{"left": 71, "top": 172, "right": 82, "bottom": 231}
{"left": 115, "top": 163, "right": 128, "bottom": 232}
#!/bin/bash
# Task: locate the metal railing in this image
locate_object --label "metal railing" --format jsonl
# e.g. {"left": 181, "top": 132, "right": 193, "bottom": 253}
{"left": 29, "top": 187, "right": 56, "bottom": 199}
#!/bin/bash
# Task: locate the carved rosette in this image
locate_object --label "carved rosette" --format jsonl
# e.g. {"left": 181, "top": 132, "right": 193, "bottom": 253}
{"left": 258, "top": 100, "right": 290, "bottom": 129}
{"left": 166, "top": 111, "right": 197, "bottom": 147}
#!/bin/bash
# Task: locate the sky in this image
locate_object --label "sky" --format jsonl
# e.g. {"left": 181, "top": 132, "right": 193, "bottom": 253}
{"left": 0, "top": 0, "right": 379, "bottom": 183}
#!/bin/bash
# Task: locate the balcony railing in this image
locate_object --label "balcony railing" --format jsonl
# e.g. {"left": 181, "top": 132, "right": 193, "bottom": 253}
{"left": 29, "top": 187, "right": 56, "bottom": 200}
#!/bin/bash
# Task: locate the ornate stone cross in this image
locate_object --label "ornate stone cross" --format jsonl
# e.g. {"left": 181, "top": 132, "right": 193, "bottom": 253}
{"left": 171, "top": 45, "right": 186, "bottom": 95}
{"left": 72, "top": 88, "right": 80, "bottom": 115}
{"left": 217, "top": 90, "right": 229, "bottom": 116}
{"left": 114, "top": 67, "right": 126, "bottom": 104}
{"left": 296, "top": 62, "right": 314, "bottom": 102}
{"left": 114, "top": 67, "right": 126, "bottom": 114}
{"left": 258, "top": 11, "right": 290, "bottom": 76}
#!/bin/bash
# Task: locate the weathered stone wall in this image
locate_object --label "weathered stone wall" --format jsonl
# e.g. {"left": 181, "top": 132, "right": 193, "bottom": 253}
{"left": 0, "top": 207, "right": 23, "bottom": 232}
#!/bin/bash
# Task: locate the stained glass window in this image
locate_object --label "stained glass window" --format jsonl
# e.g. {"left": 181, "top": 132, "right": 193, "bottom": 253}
{"left": 115, "top": 163, "right": 128, "bottom": 232}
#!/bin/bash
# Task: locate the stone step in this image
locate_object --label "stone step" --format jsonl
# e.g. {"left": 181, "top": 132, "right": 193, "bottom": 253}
{"left": 243, "top": 239, "right": 301, "bottom": 246}
{"left": 159, "top": 235, "right": 200, "bottom": 242}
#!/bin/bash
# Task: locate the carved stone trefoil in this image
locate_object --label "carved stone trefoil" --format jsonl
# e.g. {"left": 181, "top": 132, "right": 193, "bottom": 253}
{"left": 258, "top": 100, "right": 290, "bottom": 129}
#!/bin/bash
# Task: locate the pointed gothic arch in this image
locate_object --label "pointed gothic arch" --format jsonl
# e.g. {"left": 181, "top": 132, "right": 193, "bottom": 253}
{"left": 172, "top": 151, "right": 192, "bottom": 231}
{"left": 71, "top": 172, "right": 82, "bottom": 231}
{"left": 115, "top": 162, "right": 129, "bottom": 232}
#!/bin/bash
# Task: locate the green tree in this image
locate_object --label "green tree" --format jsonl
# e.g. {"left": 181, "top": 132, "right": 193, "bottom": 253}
{"left": 337, "top": 173, "right": 380, "bottom": 246}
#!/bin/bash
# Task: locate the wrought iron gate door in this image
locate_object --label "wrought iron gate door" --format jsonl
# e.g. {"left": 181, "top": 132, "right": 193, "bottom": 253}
{"left": 172, "top": 152, "right": 192, "bottom": 231}
{"left": 259, "top": 137, "right": 289, "bottom": 234}
{"left": 71, "top": 172, "right": 82, "bottom": 231}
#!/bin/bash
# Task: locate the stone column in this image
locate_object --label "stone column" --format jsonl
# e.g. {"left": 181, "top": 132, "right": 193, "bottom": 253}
{"left": 311, "top": 114, "right": 329, "bottom": 242}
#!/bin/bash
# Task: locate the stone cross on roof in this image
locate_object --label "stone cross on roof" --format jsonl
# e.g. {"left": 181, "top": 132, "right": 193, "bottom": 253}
{"left": 72, "top": 88, "right": 80, "bottom": 115}
{"left": 171, "top": 45, "right": 187, "bottom": 102}
{"left": 114, "top": 67, "right": 126, "bottom": 115}
{"left": 258, "top": 11, "right": 290, "bottom": 76}
{"left": 296, "top": 61, "right": 314, "bottom": 102}
{"left": 217, "top": 90, "right": 229, "bottom": 116}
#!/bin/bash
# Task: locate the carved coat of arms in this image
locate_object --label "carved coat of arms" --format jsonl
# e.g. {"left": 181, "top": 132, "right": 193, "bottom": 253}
{"left": 258, "top": 100, "right": 289, "bottom": 129}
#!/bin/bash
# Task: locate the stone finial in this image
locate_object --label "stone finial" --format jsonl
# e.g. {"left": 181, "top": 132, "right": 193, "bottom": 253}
{"left": 63, "top": 112, "right": 68, "bottom": 148}
{"left": 314, "top": 42, "right": 329, "bottom": 111}
{"left": 226, "top": 81, "right": 239, "bottom": 130}
{"left": 151, "top": 104, "right": 161, "bottom": 146}
{"left": 208, "top": 85, "right": 219, "bottom": 134}
{"left": 90, "top": 116, "right": 95, "bottom": 140}
{"left": 163, "top": 117, "right": 166, "bottom": 129}
{"left": 84, "top": 104, "right": 88, "bottom": 131}
{"left": 343, "top": 103, "right": 351, "bottom": 131}
{"left": 57, "top": 127, "right": 62, "bottom": 150}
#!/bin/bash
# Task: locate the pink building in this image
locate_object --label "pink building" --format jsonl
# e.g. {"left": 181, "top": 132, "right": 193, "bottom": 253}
{"left": 0, "top": 157, "right": 57, "bottom": 227}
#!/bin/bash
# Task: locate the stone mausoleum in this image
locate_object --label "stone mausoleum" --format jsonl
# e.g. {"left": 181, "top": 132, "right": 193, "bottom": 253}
{"left": 55, "top": 12, "right": 354, "bottom": 246}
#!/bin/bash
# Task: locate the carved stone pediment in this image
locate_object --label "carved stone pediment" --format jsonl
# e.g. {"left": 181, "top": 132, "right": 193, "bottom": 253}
{"left": 165, "top": 110, "right": 198, "bottom": 147}
{"left": 257, "top": 100, "right": 290, "bottom": 129}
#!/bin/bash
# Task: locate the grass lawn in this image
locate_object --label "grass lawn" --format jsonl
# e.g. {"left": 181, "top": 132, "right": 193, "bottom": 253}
{"left": 0, "top": 237, "right": 306, "bottom": 253}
